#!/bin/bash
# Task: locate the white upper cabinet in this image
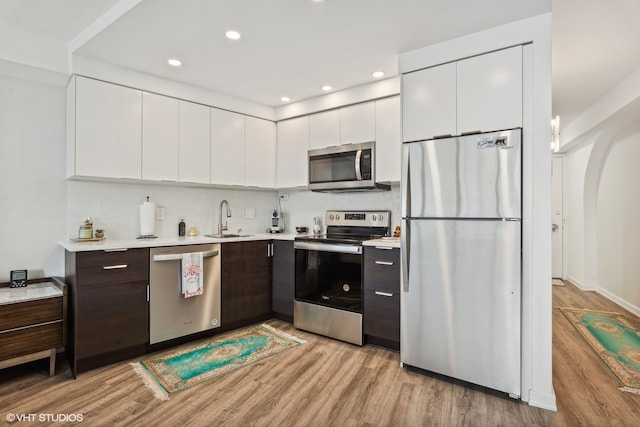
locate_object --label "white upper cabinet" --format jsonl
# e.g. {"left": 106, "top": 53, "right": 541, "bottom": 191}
{"left": 402, "top": 46, "right": 523, "bottom": 141}
{"left": 340, "top": 102, "right": 375, "bottom": 144}
{"left": 309, "top": 109, "right": 340, "bottom": 150}
{"left": 375, "top": 96, "right": 401, "bottom": 182}
{"left": 142, "top": 92, "right": 179, "bottom": 181}
{"left": 245, "top": 116, "right": 277, "bottom": 188}
{"left": 178, "top": 101, "right": 210, "bottom": 184}
{"left": 402, "top": 62, "right": 457, "bottom": 142}
{"left": 457, "top": 46, "right": 523, "bottom": 133}
{"left": 211, "top": 108, "right": 245, "bottom": 185}
{"left": 276, "top": 116, "right": 310, "bottom": 188}
{"left": 72, "top": 76, "right": 142, "bottom": 179}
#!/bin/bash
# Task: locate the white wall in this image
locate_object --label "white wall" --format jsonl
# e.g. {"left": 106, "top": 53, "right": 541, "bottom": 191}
{"left": 0, "top": 71, "right": 67, "bottom": 282}
{"left": 564, "top": 140, "right": 593, "bottom": 288}
{"left": 596, "top": 124, "right": 640, "bottom": 312}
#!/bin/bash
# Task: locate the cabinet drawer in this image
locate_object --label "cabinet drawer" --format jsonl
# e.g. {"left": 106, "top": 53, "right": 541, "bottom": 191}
{"left": 363, "top": 290, "right": 399, "bottom": 343}
{"left": 0, "top": 297, "right": 62, "bottom": 331}
{"left": 77, "top": 248, "right": 149, "bottom": 286}
{"left": 363, "top": 248, "right": 400, "bottom": 293}
{"left": 0, "top": 322, "right": 63, "bottom": 360}
{"left": 76, "top": 248, "right": 149, "bottom": 269}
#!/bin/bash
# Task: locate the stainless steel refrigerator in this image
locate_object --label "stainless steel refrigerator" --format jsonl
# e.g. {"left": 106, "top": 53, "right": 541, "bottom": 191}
{"left": 400, "top": 128, "right": 522, "bottom": 398}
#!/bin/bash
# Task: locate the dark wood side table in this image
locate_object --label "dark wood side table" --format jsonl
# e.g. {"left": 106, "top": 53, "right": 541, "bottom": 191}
{"left": 0, "top": 278, "right": 67, "bottom": 376}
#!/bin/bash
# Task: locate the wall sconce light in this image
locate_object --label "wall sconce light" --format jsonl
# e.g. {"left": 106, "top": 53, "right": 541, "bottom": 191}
{"left": 550, "top": 115, "right": 560, "bottom": 152}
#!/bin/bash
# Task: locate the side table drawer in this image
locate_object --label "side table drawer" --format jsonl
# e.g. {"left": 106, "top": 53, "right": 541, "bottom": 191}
{"left": 0, "top": 322, "right": 63, "bottom": 360}
{"left": 0, "top": 297, "right": 63, "bottom": 331}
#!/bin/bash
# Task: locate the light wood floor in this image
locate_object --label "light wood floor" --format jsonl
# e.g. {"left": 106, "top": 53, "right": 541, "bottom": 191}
{"left": 2, "top": 282, "right": 640, "bottom": 426}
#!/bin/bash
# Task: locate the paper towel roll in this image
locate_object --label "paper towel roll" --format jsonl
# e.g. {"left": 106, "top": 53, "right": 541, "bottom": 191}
{"left": 140, "top": 201, "right": 156, "bottom": 236}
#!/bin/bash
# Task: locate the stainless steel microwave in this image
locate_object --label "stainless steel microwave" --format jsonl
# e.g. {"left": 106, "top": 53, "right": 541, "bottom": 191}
{"left": 308, "top": 142, "right": 390, "bottom": 192}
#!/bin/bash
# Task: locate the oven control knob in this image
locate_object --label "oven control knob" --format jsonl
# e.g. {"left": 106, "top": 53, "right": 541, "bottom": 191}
{"left": 336, "top": 214, "right": 340, "bottom": 220}
{"left": 329, "top": 214, "right": 334, "bottom": 220}
{"left": 378, "top": 215, "right": 384, "bottom": 221}
{"left": 371, "top": 214, "right": 377, "bottom": 221}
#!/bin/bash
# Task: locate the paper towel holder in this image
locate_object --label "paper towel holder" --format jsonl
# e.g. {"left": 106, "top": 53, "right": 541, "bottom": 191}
{"left": 138, "top": 196, "right": 158, "bottom": 239}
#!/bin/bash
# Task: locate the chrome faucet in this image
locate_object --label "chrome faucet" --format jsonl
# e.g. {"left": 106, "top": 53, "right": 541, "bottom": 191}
{"left": 218, "top": 200, "right": 231, "bottom": 234}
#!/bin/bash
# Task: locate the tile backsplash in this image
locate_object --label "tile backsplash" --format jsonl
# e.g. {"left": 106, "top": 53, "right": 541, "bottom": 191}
{"left": 67, "top": 180, "right": 401, "bottom": 239}
{"left": 278, "top": 184, "right": 401, "bottom": 234}
{"left": 67, "top": 181, "right": 279, "bottom": 239}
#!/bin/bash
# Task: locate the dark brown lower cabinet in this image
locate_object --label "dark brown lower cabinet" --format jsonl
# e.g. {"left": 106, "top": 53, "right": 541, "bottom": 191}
{"left": 363, "top": 246, "right": 400, "bottom": 350}
{"left": 220, "top": 240, "right": 272, "bottom": 330}
{"left": 272, "top": 240, "right": 294, "bottom": 321}
{"left": 65, "top": 248, "right": 149, "bottom": 375}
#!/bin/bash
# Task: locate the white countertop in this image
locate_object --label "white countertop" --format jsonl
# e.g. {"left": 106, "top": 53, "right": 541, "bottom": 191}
{"left": 0, "top": 281, "right": 63, "bottom": 305}
{"left": 362, "top": 237, "right": 400, "bottom": 248}
{"left": 61, "top": 232, "right": 298, "bottom": 252}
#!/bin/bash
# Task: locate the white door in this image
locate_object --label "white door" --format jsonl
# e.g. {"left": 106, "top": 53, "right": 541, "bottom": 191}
{"left": 552, "top": 156, "right": 564, "bottom": 278}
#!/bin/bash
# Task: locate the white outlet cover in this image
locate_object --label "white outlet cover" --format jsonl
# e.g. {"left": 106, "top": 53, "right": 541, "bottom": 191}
{"left": 155, "top": 206, "right": 165, "bottom": 221}
{"left": 245, "top": 207, "right": 255, "bottom": 219}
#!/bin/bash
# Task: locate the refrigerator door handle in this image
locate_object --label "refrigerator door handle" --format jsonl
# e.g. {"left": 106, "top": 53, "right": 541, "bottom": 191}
{"left": 401, "top": 145, "right": 410, "bottom": 218}
{"left": 401, "top": 218, "right": 410, "bottom": 292}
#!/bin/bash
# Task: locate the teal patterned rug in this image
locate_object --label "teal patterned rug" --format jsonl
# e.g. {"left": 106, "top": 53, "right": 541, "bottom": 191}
{"left": 132, "top": 323, "right": 305, "bottom": 400}
{"left": 560, "top": 307, "right": 640, "bottom": 393}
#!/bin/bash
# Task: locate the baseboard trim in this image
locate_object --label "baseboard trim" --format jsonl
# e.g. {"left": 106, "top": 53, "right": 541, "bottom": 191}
{"left": 527, "top": 388, "right": 557, "bottom": 411}
{"left": 565, "top": 275, "right": 595, "bottom": 291}
{"left": 596, "top": 287, "right": 640, "bottom": 318}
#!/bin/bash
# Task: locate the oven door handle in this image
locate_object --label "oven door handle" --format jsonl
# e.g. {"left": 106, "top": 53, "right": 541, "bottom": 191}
{"left": 294, "top": 241, "right": 362, "bottom": 254}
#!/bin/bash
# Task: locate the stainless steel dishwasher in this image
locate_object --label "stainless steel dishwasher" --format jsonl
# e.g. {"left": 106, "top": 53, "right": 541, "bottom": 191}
{"left": 149, "top": 244, "right": 221, "bottom": 344}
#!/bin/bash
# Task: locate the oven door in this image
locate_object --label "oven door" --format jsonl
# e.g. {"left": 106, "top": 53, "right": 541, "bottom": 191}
{"left": 294, "top": 241, "right": 363, "bottom": 313}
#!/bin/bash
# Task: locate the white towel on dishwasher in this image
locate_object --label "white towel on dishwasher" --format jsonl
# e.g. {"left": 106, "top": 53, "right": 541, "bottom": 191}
{"left": 181, "top": 252, "right": 204, "bottom": 298}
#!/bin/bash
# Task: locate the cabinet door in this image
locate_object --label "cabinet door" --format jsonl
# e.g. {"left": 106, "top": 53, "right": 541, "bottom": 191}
{"left": 402, "top": 62, "right": 456, "bottom": 142}
{"left": 142, "top": 92, "right": 179, "bottom": 181}
{"left": 245, "top": 117, "right": 276, "bottom": 188}
{"left": 309, "top": 109, "right": 340, "bottom": 149}
{"left": 340, "top": 102, "right": 375, "bottom": 144}
{"left": 211, "top": 108, "right": 245, "bottom": 185}
{"left": 179, "top": 101, "right": 210, "bottom": 184}
{"left": 375, "top": 96, "right": 401, "bottom": 182}
{"left": 276, "top": 116, "right": 309, "bottom": 188}
{"left": 363, "top": 247, "right": 400, "bottom": 346}
{"left": 221, "top": 241, "right": 271, "bottom": 325}
{"left": 457, "top": 46, "right": 523, "bottom": 133}
{"left": 76, "top": 280, "right": 148, "bottom": 359}
{"left": 74, "top": 77, "right": 142, "bottom": 179}
{"left": 272, "top": 240, "right": 294, "bottom": 318}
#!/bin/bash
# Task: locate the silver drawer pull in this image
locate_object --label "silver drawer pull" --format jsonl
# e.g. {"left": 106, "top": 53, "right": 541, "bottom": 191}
{"left": 375, "top": 260, "right": 394, "bottom": 266}
{"left": 104, "top": 248, "right": 128, "bottom": 252}
{"left": 374, "top": 246, "right": 394, "bottom": 250}
{"left": 374, "top": 291, "right": 394, "bottom": 297}
{"left": 103, "top": 264, "right": 128, "bottom": 270}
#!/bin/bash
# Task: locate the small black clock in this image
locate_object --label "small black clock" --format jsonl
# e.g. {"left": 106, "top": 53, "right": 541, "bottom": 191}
{"left": 10, "top": 269, "right": 27, "bottom": 288}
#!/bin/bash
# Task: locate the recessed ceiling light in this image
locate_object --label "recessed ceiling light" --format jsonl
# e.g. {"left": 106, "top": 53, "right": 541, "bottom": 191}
{"left": 225, "top": 30, "right": 241, "bottom": 40}
{"left": 167, "top": 58, "right": 182, "bottom": 67}
{"left": 281, "top": 96, "right": 291, "bottom": 102}
{"left": 372, "top": 71, "right": 384, "bottom": 78}
{"left": 322, "top": 85, "right": 333, "bottom": 92}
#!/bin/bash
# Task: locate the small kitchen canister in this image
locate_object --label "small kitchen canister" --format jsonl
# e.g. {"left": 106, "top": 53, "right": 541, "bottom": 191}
{"left": 78, "top": 218, "right": 93, "bottom": 239}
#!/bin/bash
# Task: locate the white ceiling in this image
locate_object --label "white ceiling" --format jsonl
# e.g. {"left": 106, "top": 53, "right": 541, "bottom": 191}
{"left": 2, "top": 0, "right": 639, "bottom": 128}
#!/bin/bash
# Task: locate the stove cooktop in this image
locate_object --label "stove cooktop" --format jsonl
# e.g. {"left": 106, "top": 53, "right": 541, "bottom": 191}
{"left": 295, "top": 210, "right": 391, "bottom": 245}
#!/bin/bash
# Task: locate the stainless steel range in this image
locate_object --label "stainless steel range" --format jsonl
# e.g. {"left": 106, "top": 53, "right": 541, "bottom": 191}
{"left": 293, "top": 210, "right": 391, "bottom": 345}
